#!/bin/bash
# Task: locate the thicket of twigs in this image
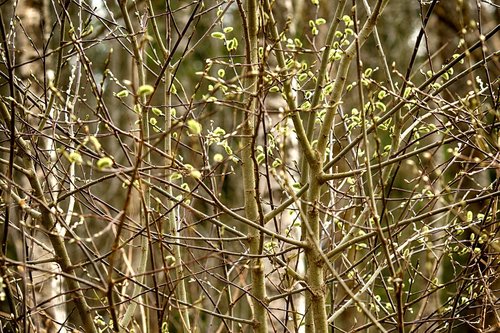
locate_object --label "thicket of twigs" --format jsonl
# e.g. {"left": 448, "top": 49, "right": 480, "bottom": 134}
{"left": 0, "top": 0, "right": 498, "bottom": 332}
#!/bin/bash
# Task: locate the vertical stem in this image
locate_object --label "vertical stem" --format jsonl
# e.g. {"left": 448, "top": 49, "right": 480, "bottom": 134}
{"left": 117, "top": 1, "right": 150, "bottom": 329}
{"left": 305, "top": 1, "right": 389, "bottom": 331}
{"left": 148, "top": 0, "right": 192, "bottom": 329}
{"left": 305, "top": 158, "right": 329, "bottom": 333}
{"left": 242, "top": 0, "right": 268, "bottom": 331}
{"left": 165, "top": 60, "right": 192, "bottom": 333}
{"left": 351, "top": 2, "right": 401, "bottom": 331}
{"left": 299, "top": 2, "right": 347, "bottom": 328}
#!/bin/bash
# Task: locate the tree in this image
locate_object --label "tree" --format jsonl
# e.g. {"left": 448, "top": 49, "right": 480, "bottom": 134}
{"left": 0, "top": 0, "right": 498, "bottom": 332}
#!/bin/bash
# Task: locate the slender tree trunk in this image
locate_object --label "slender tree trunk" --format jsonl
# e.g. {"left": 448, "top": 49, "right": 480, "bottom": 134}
{"left": 242, "top": 0, "right": 268, "bottom": 332}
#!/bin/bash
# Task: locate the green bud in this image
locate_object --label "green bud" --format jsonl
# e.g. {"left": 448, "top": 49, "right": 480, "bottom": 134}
{"left": 137, "top": 84, "right": 154, "bottom": 96}
{"left": 97, "top": 157, "right": 113, "bottom": 169}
